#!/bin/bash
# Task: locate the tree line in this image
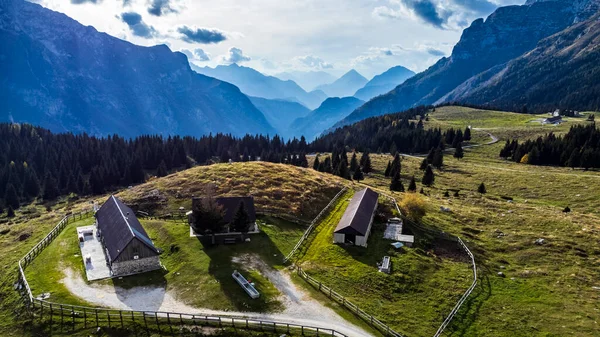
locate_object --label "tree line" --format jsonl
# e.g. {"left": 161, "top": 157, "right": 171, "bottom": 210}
{"left": 500, "top": 123, "right": 600, "bottom": 168}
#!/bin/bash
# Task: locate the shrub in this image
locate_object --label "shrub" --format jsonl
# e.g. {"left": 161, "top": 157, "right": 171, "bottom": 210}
{"left": 399, "top": 193, "right": 427, "bottom": 222}
{"left": 478, "top": 183, "right": 487, "bottom": 194}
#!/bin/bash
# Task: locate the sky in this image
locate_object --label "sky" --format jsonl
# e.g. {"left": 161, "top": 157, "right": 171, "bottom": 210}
{"left": 31, "top": 0, "right": 525, "bottom": 79}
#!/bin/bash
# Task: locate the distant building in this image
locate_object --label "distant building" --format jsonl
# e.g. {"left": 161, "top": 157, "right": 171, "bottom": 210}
{"left": 189, "top": 196, "right": 257, "bottom": 229}
{"left": 543, "top": 116, "right": 563, "bottom": 125}
{"left": 333, "top": 188, "right": 379, "bottom": 247}
{"left": 95, "top": 195, "right": 161, "bottom": 277}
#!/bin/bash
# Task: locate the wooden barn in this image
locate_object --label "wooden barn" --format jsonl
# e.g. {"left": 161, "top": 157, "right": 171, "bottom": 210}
{"left": 189, "top": 196, "right": 257, "bottom": 229}
{"left": 95, "top": 195, "right": 161, "bottom": 277}
{"left": 333, "top": 188, "right": 379, "bottom": 247}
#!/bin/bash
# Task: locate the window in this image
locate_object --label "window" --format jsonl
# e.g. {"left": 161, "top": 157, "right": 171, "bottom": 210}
{"left": 133, "top": 255, "right": 139, "bottom": 260}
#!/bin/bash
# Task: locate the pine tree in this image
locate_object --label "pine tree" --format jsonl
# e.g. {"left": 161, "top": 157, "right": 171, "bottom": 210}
{"left": 353, "top": 166, "right": 364, "bottom": 182}
{"left": 420, "top": 158, "right": 429, "bottom": 170}
{"left": 390, "top": 171, "right": 403, "bottom": 191}
{"left": 313, "top": 155, "right": 320, "bottom": 171}
{"left": 338, "top": 162, "right": 350, "bottom": 180}
{"left": 350, "top": 153, "right": 359, "bottom": 172}
{"left": 408, "top": 176, "right": 417, "bottom": 192}
{"left": 42, "top": 174, "right": 60, "bottom": 200}
{"left": 4, "top": 183, "right": 19, "bottom": 209}
{"left": 478, "top": 182, "right": 487, "bottom": 194}
{"left": 157, "top": 160, "right": 168, "bottom": 177}
{"left": 362, "top": 153, "right": 373, "bottom": 174}
{"left": 464, "top": 127, "right": 472, "bottom": 141}
{"left": 432, "top": 147, "right": 444, "bottom": 168}
{"left": 23, "top": 168, "right": 40, "bottom": 199}
{"left": 231, "top": 201, "right": 251, "bottom": 234}
{"left": 390, "top": 153, "right": 401, "bottom": 177}
{"left": 7, "top": 206, "right": 15, "bottom": 218}
{"left": 422, "top": 166, "right": 435, "bottom": 186}
{"left": 129, "top": 157, "right": 145, "bottom": 183}
{"left": 454, "top": 142, "right": 464, "bottom": 160}
{"left": 384, "top": 161, "right": 391, "bottom": 177}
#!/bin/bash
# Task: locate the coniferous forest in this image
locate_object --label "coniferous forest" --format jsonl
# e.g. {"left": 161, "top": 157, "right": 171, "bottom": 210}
{"left": 0, "top": 106, "right": 462, "bottom": 211}
{"left": 500, "top": 124, "right": 600, "bottom": 168}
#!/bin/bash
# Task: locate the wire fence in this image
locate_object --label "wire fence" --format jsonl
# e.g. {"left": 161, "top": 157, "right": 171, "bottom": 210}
{"left": 283, "top": 187, "right": 348, "bottom": 263}
{"left": 297, "top": 266, "right": 403, "bottom": 337}
{"left": 15, "top": 206, "right": 351, "bottom": 336}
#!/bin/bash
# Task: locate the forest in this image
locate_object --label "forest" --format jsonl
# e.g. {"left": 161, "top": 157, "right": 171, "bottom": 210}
{"left": 0, "top": 107, "right": 461, "bottom": 213}
{"left": 500, "top": 124, "right": 600, "bottom": 168}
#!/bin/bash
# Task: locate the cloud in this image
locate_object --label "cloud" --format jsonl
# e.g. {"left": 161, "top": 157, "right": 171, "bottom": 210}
{"left": 122, "top": 0, "right": 132, "bottom": 6}
{"left": 70, "top": 0, "right": 101, "bottom": 4}
{"left": 373, "top": 0, "right": 502, "bottom": 29}
{"left": 147, "top": 0, "right": 177, "bottom": 16}
{"left": 294, "top": 55, "right": 333, "bottom": 70}
{"left": 180, "top": 48, "right": 210, "bottom": 61}
{"left": 221, "top": 47, "right": 251, "bottom": 64}
{"left": 177, "top": 26, "right": 227, "bottom": 44}
{"left": 120, "top": 12, "right": 157, "bottom": 38}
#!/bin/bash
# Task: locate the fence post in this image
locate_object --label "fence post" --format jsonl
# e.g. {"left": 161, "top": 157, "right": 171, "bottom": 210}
{"left": 95, "top": 309, "right": 98, "bottom": 327}
{"left": 120, "top": 310, "right": 123, "bottom": 328}
{"left": 107, "top": 310, "right": 111, "bottom": 327}
{"left": 60, "top": 304, "right": 63, "bottom": 327}
{"left": 84, "top": 307, "right": 87, "bottom": 329}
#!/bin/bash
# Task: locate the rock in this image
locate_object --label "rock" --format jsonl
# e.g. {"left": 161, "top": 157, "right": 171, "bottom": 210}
{"left": 498, "top": 272, "right": 506, "bottom": 278}
{"left": 499, "top": 265, "right": 505, "bottom": 269}
{"left": 534, "top": 238, "right": 545, "bottom": 245}
{"left": 440, "top": 206, "right": 451, "bottom": 212}
{"left": 17, "top": 233, "right": 31, "bottom": 241}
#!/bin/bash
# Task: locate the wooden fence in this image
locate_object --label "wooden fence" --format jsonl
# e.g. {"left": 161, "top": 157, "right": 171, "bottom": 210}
{"left": 283, "top": 187, "right": 348, "bottom": 263}
{"left": 16, "top": 208, "right": 351, "bottom": 337}
{"left": 297, "top": 267, "right": 403, "bottom": 337}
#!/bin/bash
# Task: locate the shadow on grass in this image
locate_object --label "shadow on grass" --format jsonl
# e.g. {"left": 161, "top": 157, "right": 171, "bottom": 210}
{"left": 199, "top": 232, "right": 286, "bottom": 313}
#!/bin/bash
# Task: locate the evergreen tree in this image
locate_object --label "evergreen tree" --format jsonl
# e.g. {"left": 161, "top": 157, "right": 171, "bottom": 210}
{"left": 129, "top": 157, "right": 145, "bottom": 184}
{"left": 66, "top": 173, "right": 78, "bottom": 194}
{"left": 384, "top": 161, "right": 391, "bottom": 177}
{"left": 338, "top": 162, "right": 351, "bottom": 180}
{"left": 432, "top": 147, "right": 444, "bottom": 168}
{"left": 362, "top": 153, "right": 373, "bottom": 174}
{"left": 313, "top": 155, "right": 320, "bottom": 171}
{"left": 422, "top": 166, "right": 435, "bottom": 186}
{"left": 7, "top": 206, "right": 15, "bottom": 218}
{"left": 390, "top": 153, "right": 401, "bottom": 177}
{"left": 350, "top": 153, "right": 359, "bottom": 172}
{"left": 390, "top": 171, "right": 403, "bottom": 192}
{"left": 408, "top": 176, "right": 417, "bottom": 192}
{"left": 353, "top": 166, "right": 364, "bottom": 182}
{"left": 454, "top": 142, "right": 464, "bottom": 160}
{"left": 4, "top": 183, "right": 19, "bottom": 209}
{"left": 478, "top": 182, "right": 487, "bottom": 194}
{"left": 42, "top": 174, "right": 60, "bottom": 200}
{"left": 23, "top": 168, "right": 40, "bottom": 199}
{"left": 231, "top": 201, "right": 251, "bottom": 234}
{"left": 464, "top": 127, "right": 472, "bottom": 141}
{"left": 419, "top": 158, "right": 429, "bottom": 171}
{"left": 156, "top": 160, "right": 168, "bottom": 177}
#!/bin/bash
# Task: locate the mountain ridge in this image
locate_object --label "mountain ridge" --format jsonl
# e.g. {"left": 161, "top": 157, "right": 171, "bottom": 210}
{"left": 315, "top": 70, "right": 368, "bottom": 98}
{"left": 353, "top": 66, "right": 415, "bottom": 101}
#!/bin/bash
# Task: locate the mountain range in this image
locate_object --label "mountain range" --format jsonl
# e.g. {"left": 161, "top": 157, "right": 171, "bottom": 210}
{"left": 275, "top": 71, "right": 337, "bottom": 92}
{"left": 192, "top": 64, "right": 326, "bottom": 110}
{"left": 315, "top": 70, "right": 368, "bottom": 98}
{"left": 248, "top": 97, "right": 311, "bottom": 136}
{"left": 289, "top": 97, "right": 364, "bottom": 141}
{"left": 353, "top": 66, "right": 415, "bottom": 101}
{"left": 333, "top": 0, "right": 600, "bottom": 129}
{"left": 0, "top": 0, "right": 275, "bottom": 138}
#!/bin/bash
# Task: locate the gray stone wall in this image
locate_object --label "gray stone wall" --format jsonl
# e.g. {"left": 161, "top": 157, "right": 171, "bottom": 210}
{"left": 111, "top": 256, "right": 161, "bottom": 277}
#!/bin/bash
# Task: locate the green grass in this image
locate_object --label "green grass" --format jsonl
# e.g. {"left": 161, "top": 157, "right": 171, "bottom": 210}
{"left": 294, "top": 189, "right": 472, "bottom": 337}
{"left": 24, "top": 215, "right": 308, "bottom": 314}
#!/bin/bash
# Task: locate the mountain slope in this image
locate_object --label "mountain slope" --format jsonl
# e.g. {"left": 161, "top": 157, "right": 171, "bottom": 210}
{"left": 333, "top": 0, "right": 596, "bottom": 129}
{"left": 0, "top": 0, "right": 275, "bottom": 138}
{"left": 248, "top": 96, "right": 311, "bottom": 136}
{"left": 353, "top": 66, "right": 415, "bottom": 101}
{"left": 440, "top": 14, "right": 600, "bottom": 112}
{"left": 192, "top": 64, "right": 326, "bottom": 109}
{"left": 315, "top": 70, "right": 368, "bottom": 98}
{"left": 289, "top": 97, "right": 364, "bottom": 141}
{"left": 275, "top": 71, "right": 336, "bottom": 92}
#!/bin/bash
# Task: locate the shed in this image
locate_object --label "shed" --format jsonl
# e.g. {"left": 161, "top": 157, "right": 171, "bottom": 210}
{"left": 333, "top": 188, "right": 379, "bottom": 247}
{"left": 95, "top": 195, "right": 161, "bottom": 277}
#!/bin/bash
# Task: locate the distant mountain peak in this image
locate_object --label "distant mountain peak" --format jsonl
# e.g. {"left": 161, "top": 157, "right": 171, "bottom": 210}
{"left": 315, "top": 70, "right": 368, "bottom": 97}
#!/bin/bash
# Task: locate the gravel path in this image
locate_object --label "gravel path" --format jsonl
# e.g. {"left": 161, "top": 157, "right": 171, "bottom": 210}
{"left": 61, "top": 255, "right": 372, "bottom": 337}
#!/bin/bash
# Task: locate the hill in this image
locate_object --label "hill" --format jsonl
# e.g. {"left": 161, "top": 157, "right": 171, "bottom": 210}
{"left": 439, "top": 14, "right": 600, "bottom": 112}
{"left": 248, "top": 97, "right": 312, "bottom": 136}
{"left": 353, "top": 66, "right": 415, "bottom": 101}
{"left": 315, "top": 70, "right": 368, "bottom": 98}
{"left": 0, "top": 0, "right": 275, "bottom": 138}
{"left": 332, "top": 0, "right": 597, "bottom": 129}
{"left": 289, "top": 97, "right": 364, "bottom": 141}
{"left": 192, "top": 64, "right": 327, "bottom": 109}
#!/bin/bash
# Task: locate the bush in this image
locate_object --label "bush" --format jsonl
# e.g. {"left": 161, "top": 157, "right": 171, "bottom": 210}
{"left": 478, "top": 183, "right": 487, "bottom": 194}
{"left": 399, "top": 193, "right": 427, "bottom": 223}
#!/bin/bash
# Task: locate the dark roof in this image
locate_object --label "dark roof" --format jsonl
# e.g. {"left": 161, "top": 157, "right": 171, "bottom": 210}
{"left": 546, "top": 116, "right": 562, "bottom": 122}
{"left": 334, "top": 188, "right": 379, "bottom": 236}
{"left": 96, "top": 195, "right": 159, "bottom": 261}
{"left": 192, "top": 196, "right": 257, "bottom": 223}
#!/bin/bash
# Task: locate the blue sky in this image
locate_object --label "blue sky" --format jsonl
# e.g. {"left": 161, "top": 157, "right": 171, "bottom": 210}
{"left": 32, "top": 0, "right": 524, "bottom": 78}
